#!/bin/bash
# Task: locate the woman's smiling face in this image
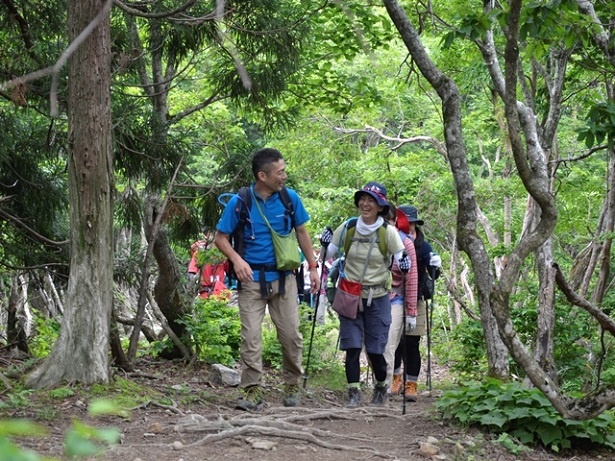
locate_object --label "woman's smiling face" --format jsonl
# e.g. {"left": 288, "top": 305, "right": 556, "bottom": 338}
{"left": 357, "top": 193, "right": 383, "bottom": 223}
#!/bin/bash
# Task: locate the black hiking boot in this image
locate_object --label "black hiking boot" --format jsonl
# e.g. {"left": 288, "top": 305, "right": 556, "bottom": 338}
{"left": 370, "top": 383, "right": 388, "bottom": 406}
{"left": 346, "top": 387, "right": 362, "bottom": 408}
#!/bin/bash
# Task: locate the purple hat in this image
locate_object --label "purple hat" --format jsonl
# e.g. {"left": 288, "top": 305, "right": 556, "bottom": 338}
{"left": 398, "top": 205, "right": 424, "bottom": 225}
{"left": 354, "top": 182, "right": 390, "bottom": 216}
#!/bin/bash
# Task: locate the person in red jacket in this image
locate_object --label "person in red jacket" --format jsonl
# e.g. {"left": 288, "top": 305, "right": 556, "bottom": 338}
{"left": 188, "top": 234, "right": 229, "bottom": 299}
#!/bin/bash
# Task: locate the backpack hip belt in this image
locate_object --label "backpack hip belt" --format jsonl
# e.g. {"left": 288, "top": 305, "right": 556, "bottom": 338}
{"left": 247, "top": 263, "right": 288, "bottom": 298}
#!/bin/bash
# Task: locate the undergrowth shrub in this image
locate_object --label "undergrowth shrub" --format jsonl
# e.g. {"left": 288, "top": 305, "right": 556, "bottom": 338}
{"left": 178, "top": 295, "right": 241, "bottom": 366}
{"left": 29, "top": 314, "right": 60, "bottom": 358}
{"left": 435, "top": 378, "right": 615, "bottom": 452}
{"left": 433, "top": 317, "right": 488, "bottom": 380}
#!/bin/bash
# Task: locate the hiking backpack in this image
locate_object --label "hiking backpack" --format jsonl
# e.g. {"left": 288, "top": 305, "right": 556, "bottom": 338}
{"left": 227, "top": 186, "right": 295, "bottom": 279}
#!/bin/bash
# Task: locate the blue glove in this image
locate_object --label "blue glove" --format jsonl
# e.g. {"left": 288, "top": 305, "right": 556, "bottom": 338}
{"left": 320, "top": 227, "right": 333, "bottom": 247}
{"left": 429, "top": 252, "right": 442, "bottom": 268}
{"left": 398, "top": 253, "right": 410, "bottom": 273}
{"left": 405, "top": 315, "right": 417, "bottom": 333}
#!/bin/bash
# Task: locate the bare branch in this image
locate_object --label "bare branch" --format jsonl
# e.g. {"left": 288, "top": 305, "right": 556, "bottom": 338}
{"left": 112, "top": 0, "right": 199, "bottom": 19}
{"left": 0, "top": 0, "right": 113, "bottom": 118}
{"left": 551, "top": 144, "right": 609, "bottom": 166}
{"left": 334, "top": 125, "right": 448, "bottom": 158}
{"left": 553, "top": 263, "right": 615, "bottom": 335}
{"left": 0, "top": 208, "right": 69, "bottom": 246}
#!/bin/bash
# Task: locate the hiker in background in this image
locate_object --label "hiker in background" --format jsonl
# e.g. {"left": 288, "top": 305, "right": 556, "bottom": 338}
{"left": 214, "top": 148, "right": 320, "bottom": 411}
{"left": 382, "top": 204, "right": 418, "bottom": 397}
{"left": 188, "top": 230, "right": 229, "bottom": 299}
{"left": 390, "top": 205, "right": 441, "bottom": 402}
{"left": 303, "top": 248, "right": 328, "bottom": 325}
{"left": 320, "top": 182, "right": 408, "bottom": 408}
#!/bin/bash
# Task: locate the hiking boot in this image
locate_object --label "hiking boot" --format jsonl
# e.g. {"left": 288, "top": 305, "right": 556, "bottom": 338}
{"left": 371, "top": 384, "right": 388, "bottom": 406}
{"left": 236, "top": 385, "right": 263, "bottom": 411}
{"left": 404, "top": 381, "right": 418, "bottom": 402}
{"left": 391, "top": 373, "right": 403, "bottom": 395}
{"left": 346, "top": 387, "right": 362, "bottom": 408}
{"left": 282, "top": 384, "right": 301, "bottom": 407}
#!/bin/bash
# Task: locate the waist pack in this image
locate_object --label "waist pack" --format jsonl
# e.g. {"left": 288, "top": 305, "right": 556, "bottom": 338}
{"left": 331, "top": 277, "right": 362, "bottom": 319}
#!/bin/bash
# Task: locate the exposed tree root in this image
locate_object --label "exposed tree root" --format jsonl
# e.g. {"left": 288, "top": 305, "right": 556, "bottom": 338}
{"left": 170, "top": 407, "right": 414, "bottom": 458}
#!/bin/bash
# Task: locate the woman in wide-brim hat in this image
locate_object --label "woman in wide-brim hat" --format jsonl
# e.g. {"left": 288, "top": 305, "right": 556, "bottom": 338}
{"left": 323, "top": 182, "right": 406, "bottom": 408}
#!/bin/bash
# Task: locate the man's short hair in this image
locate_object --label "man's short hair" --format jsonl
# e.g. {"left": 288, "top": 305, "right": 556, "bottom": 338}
{"left": 252, "top": 148, "right": 283, "bottom": 178}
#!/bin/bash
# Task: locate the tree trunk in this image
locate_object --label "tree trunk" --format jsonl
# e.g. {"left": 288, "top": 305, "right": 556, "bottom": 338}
{"left": 26, "top": 0, "right": 113, "bottom": 388}
{"left": 143, "top": 196, "right": 192, "bottom": 359}
{"left": 383, "top": 0, "right": 510, "bottom": 379}
{"left": 7, "top": 275, "right": 30, "bottom": 355}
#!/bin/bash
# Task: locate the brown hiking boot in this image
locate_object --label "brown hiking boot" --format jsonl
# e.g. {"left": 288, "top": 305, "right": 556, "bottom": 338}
{"left": 391, "top": 374, "right": 403, "bottom": 395}
{"left": 404, "top": 381, "right": 418, "bottom": 402}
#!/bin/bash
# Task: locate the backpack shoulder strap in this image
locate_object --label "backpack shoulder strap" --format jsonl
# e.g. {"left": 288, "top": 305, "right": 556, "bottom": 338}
{"left": 237, "top": 186, "right": 251, "bottom": 225}
{"left": 342, "top": 218, "right": 359, "bottom": 256}
{"left": 376, "top": 222, "right": 388, "bottom": 257}
{"left": 231, "top": 187, "right": 251, "bottom": 256}
{"left": 344, "top": 218, "right": 388, "bottom": 259}
{"left": 278, "top": 186, "right": 295, "bottom": 228}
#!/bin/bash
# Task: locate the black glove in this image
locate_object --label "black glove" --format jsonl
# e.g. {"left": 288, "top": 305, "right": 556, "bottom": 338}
{"left": 320, "top": 227, "right": 333, "bottom": 247}
{"left": 398, "top": 252, "right": 410, "bottom": 273}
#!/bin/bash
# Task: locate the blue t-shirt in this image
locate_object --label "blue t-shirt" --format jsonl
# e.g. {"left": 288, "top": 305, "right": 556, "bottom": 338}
{"left": 217, "top": 184, "right": 310, "bottom": 282}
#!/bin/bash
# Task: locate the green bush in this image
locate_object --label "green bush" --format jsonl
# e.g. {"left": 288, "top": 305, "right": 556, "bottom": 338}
{"left": 434, "top": 318, "right": 488, "bottom": 380}
{"left": 29, "top": 315, "right": 60, "bottom": 358}
{"left": 435, "top": 378, "right": 615, "bottom": 452}
{"left": 178, "top": 296, "right": 241, "bottom": 366}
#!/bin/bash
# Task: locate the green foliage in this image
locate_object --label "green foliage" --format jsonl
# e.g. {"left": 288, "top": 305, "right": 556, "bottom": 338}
{"left": 29, "top": 316, "right": 60, "bottom": 359}
{"left": 47, "top": 388, "right": 74, "bottom": 400}
{"left": 0, "top": 419, "right": 49, "bottom": 461}
{"left": 577, "top": 101, "right": 615, "bottom": 150}
{"left": 496, "top": 432, "right": 531, "bottom": 456}
{"left": 2, "top": 389, "right": 34, "bottom": 409}
{"left": 0, "top": 400, "right": 122, "bottom": 460}
{"left": 63, "top": 420, "right": 120, "bottom": 458}
{"left": 436, "top": 318, "right": 489, "bottom": 380}
{"left": 178, "top": 297, "right": 241, "bottom": 366}
{"left": 195, "top": 246, "right": 226, "bottom": 267}
{"left": 441, "top": 10, "right": 496, "bottom": 48}
{"left": 435, "top": 379, "right": 615, "bottom": 452}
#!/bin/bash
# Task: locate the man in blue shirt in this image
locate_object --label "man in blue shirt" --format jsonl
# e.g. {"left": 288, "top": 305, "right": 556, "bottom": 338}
{"left": 214, "top": 148, "right": 320, "bottom": 410}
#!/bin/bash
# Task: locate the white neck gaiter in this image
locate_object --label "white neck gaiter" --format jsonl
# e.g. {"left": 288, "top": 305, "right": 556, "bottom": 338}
{"left": 356, "top": 216, "right": 384, "bottom": 235}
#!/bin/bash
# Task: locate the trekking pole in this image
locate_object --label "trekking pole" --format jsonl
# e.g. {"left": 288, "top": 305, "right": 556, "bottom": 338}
{"left": 402, "top": 269, "right": 407, "bottom": 416}
{"left": 399, "top": 252, "right": 410, "bottom": 416}
{"left": 426, "top": 298, "right": 432, "bottom": 391}
{"left": 426, "top": 268, "right": 435, "bottom": 392}
{"left": 303, "top": 245, "right": 328, "bottom": 389}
